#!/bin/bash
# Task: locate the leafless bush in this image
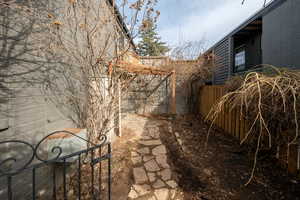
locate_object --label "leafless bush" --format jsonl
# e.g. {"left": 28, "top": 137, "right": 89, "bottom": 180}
{"left": 207, "top": 66, "right": 300, "bottom": 185}
{"left": 164, "top": 40, "right": 213, "bottom": 83}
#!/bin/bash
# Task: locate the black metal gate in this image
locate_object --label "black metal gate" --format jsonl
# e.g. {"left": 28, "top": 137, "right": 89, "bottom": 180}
{"left": 0, "top": 131, "right": 111, "bottom": 200}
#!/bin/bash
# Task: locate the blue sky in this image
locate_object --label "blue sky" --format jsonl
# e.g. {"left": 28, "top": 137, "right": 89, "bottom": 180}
{"left": 155, "top": 0, "right": 272, "bottom": 49}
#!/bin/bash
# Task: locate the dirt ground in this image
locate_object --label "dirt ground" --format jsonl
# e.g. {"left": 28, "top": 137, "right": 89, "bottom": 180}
{"left": 159, "top": 115, "right": 300, "bottom": 200}
{"left": 110, "top": 127, "right": 136, "bottom": 200}
{"left": 58, "top": 114, "right": 300, "bottom": 200}
{"left": 56, "top": 127, "right": 135, "bottom": 200}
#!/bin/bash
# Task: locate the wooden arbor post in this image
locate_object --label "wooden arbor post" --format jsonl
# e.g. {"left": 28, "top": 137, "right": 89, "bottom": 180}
{"left": 170, "top": 70, "right": 176, "bottom": 115}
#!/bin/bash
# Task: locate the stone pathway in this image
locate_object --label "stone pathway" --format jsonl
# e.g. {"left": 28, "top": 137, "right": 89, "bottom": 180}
{"left": 125, "top": 115, "right": 182, "bottom": 200}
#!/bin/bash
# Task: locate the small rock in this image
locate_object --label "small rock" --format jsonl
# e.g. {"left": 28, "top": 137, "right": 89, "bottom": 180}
{"left": 153, "top": 179, "right": 166, "bottom": 188}
{"left": 166, "top": 180, "right": 178, "bottom": 188}
{"left": 159, "top": 168, "right": 172, "bottom": 181}
{"left": 144, "top": 160, "right": 160, "bottom": 172}
{"left": 67, "top": 189, "right": 74, "bottom": 197}
{"left": 131, "top": 156, "right": 142, "bottom": 165}
{"left": 131, "top": 151, "right": 139, "bottom": 157}
{"left": 128, "top": 188, "right": 138, "bottom": 199}
{"left": 133, "top": 184, "right": 151, "bottom": 196}
{"left": 170, "top": 190, "right": 176, "bottom": 198}
{"left": 177, "top": 139, "right": 183, "bottom": 146}
{"left": 133, "top": 167, "right": 148, "bottom": 184}
{"left": 139, "top": 140, "right": 162, "bottom": 146}
{"left": 152, "top": 145, "right": 167, "bottom": 155}
{"left": 148, "top": 172, "right": 156, "bottom": 182}
{"left": 168, "top": 124, "right": 172, "bottom": 132}
{"left": 154, "top": 188, "right": 169, "bottom": 200}
{"left": 137, "top": 147, "right": 150, "bottom": 155}
{"left": 175, "top": 132, "right": 180, "bottom": 138}
{"left": 203, "top": 168, "right": 213, "bottom": 177}
{"left": 156, "top": 155, "right": 170, "bottom": 168}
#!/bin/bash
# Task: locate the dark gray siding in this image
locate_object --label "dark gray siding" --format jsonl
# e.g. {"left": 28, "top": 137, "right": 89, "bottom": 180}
{"left": 246, "top": 33, "right": 262, "bottom": 68}
{"left": 243, "top": 33, "right": 262, "bottom": 69}
{"left": 213, "top": 38, "right": 231, "bottom": 84}
{"left": 262, "top": 0, "right": 300, "bottom": 69}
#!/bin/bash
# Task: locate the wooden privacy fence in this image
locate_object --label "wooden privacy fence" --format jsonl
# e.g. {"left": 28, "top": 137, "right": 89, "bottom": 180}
{"left": 198, "top": 85, "right": 299, "bottom": 176}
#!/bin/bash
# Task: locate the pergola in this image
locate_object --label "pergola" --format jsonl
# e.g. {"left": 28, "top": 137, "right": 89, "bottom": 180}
{"left": 110, "top": 60, "right": 177, "bottom": 115}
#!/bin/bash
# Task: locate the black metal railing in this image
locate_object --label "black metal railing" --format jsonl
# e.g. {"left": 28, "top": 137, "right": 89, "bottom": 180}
{"left": 0, "top": 131, "right": 111, "bottom": 200}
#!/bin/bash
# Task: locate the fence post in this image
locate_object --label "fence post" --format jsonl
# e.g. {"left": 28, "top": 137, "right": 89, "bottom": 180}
{"left": 118, "top": 79, "right": 122, "bottom": 137}
{"left": 170, "top": 70, "right": 176, "bottom": 115}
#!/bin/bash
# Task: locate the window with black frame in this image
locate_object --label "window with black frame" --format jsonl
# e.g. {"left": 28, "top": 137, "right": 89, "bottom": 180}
{"left": 234, "top": 46, "right": 246, "bottom": 72}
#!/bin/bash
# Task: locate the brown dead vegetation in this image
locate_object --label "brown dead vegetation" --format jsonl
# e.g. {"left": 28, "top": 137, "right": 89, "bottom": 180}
{"left": 207, "top": 66, "right": 300, "bottom": 184}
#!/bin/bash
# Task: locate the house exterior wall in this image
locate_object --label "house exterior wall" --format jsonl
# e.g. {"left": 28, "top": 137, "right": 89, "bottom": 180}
{"left": 0, "top": 0, "right": 131, "bottom": 146}
{"left": 234, "top": 33, "right": 262, "bottom": 70}
{"left": 262, "top": 0, "right": 300, "bottom": 69}
{"left": 213, "top": 38, "right": 231, "bottom": 85}
{"left": 211, "top": 0, "right": 300, "bottom": 84}
{"left": 0, "top": 0, "right": 132, "bottom": 199}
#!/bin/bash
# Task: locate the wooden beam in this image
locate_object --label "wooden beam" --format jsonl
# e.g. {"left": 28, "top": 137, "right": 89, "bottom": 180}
{"left": 116, "top": 61, "right": 171, "bottom": 75}
{"left": 244, "top": 26, "right": 260, "bottom": 30}
{"left": 170, "top": 70, "right": 176, "bottom": 114}
{"left": 251, "top": 20, "right": 262, "bottom": 25}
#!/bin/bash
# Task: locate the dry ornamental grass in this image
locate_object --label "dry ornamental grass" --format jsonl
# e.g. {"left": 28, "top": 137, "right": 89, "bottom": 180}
{"left": 206, "top": 66, "right": 300, "bottom": 185}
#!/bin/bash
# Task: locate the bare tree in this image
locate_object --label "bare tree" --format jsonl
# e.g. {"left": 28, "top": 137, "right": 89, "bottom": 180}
{"left": 170, "top": 39, "right": 207, "bottom": 60}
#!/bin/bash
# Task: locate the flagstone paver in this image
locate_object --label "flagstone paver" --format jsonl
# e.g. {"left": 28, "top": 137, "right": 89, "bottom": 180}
{"left": 159, "top": 169, "right": 172, "bottom": 181}
{"left": 133, "top": 167, "right": 148, "bottom": 184}
{"left": 137, "top": 147, "right": 150, "bottom": 155}
{"left": 126, "top": 115, "right": 182, "bottom": 200}
{"left": 154, "top": 189, "right": 169, "bottom": 200}
{"left": 153, "top": 179, "right": 166, "bottom": 188}
{"left": 152, "top": 145, "right": 167, "bottom": 155}
{"left": 132, "top": 156, "right": 142, "bottom": 165}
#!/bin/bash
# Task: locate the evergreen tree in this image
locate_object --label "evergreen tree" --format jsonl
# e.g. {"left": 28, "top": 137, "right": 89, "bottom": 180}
{"left": 137, "top": 20, "right": 169, "bottom": 56}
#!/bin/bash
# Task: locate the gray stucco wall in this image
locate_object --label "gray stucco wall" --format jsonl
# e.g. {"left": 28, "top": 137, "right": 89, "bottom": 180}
{"left": 0, "top": 0, "right": 127, "bottom": 149}
{"left": 0, "top": 0, "right": 129, "bottom": 199}
{"left": 262, "top": 0, "right": 300, "bottom": 69}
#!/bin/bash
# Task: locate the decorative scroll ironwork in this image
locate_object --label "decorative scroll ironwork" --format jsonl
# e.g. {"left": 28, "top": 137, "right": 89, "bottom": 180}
{"left": 0, "top": 131, "right": 107, "bottom": 176}
{"left": 0, "top": 140, "right": 35, "bottom": 176}
{"left": 0, "top": 131, "right": 111, "bottom": 200}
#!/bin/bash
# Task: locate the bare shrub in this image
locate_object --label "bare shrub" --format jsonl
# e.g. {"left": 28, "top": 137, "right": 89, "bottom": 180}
{"left": 206, "top": 66, "right": 300, "bottom": 184}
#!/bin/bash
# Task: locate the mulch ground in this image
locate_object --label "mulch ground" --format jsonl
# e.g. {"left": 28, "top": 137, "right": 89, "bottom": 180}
{"left": 57, "top": 127, "right": 136, "bottom": 200}
{"left": 159, "top": 115, "right": 300, "bottom": 200}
